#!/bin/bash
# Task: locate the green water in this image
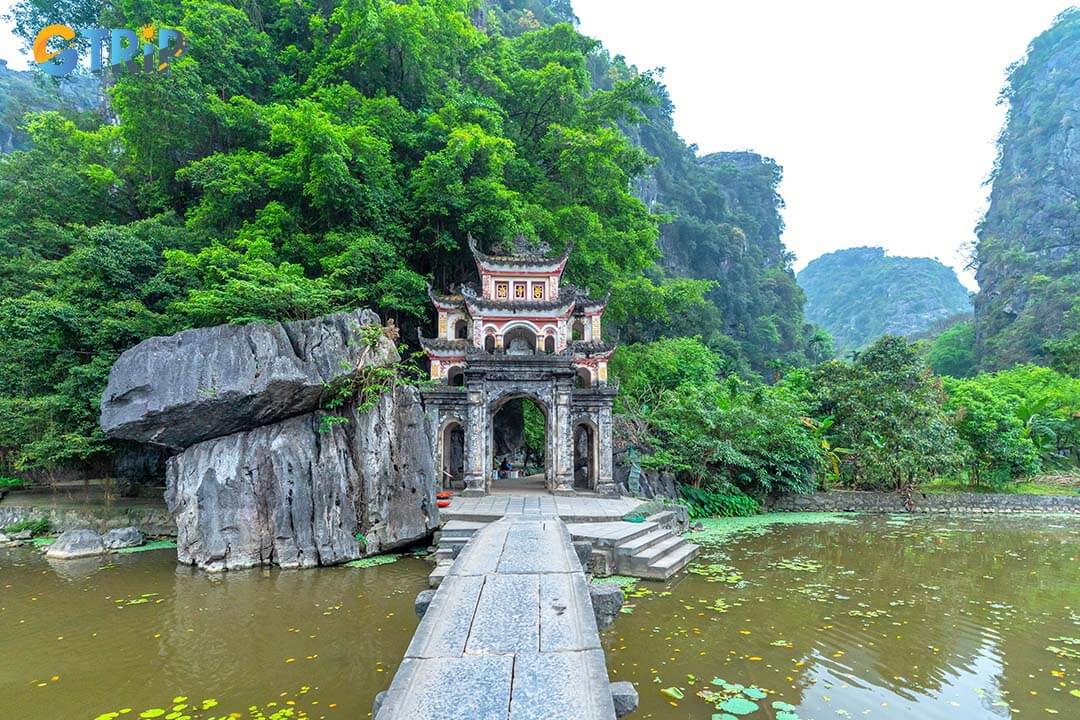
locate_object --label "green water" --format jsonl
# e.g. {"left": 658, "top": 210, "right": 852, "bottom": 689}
{"left": 602, "top": 513, "right": 1080, "bottom": 719}
{"left": 3, "top": 514, "right": 1078, "bottom": 720}
{"left": 0, "top": 548, "right": 428, "bottom": 719}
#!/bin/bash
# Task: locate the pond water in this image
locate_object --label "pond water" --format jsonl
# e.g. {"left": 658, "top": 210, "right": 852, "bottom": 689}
{"left": 2, "top": 514, "right": 1078, "bottom": 720}
{"left": 603, "top": 513, "right": 1080, "bottom": 720}
{"left": 1, "top": 548, "right": 428, "bottom": 719}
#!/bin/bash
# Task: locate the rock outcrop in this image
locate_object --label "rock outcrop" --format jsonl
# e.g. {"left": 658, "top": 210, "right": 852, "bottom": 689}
{"left": 103, "top": 310, "right": 438, "bottom": 572}
{"left": 101, "top": 309, "right": 390, "bottom": 449}
{"left": 46, "top": 529, "right": 106, "bottom": 559}
{"left": 103, "top": 527, "right": 145, "bottom": 549}
{"left": 166, "top": 386, "right": 436, "bottom": 571}
{"left": 973, "top": 9, "right": 1080, "bottom": 369}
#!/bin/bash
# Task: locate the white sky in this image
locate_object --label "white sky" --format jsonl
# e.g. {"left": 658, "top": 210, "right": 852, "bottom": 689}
{"left": 2, "top": 1, "right": 1073, "bottom": 289}
{"left": 574, "top": 0, "right": 1075, "bottom": 289}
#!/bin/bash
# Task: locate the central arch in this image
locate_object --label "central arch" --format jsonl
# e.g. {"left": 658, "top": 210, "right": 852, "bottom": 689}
{"left": 489, "top": 392, "right": 550, "bottom": 492}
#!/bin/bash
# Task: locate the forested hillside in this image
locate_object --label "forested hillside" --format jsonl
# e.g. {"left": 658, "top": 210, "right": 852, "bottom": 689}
{"left": 494, "top": 0, "right": 820, "bottom": 371}
{"left": 0, "top": 0, "right": 816, "bottom": 476}
{"left": 798, "top": 247, "right": 971, "bottom": 352}
{"left": 1, "top": 0, "right": 1075, "bottom": 502}
{"left": 974, "top": 8, "right": 1080, "bottom": 374}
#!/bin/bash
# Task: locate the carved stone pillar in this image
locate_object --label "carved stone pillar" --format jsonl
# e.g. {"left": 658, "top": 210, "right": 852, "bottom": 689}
{"left": 462, "top": 388, "right": 487, "bottom": 496}
{"left": 595, "top": 405, "right": 616, "bottom": 496}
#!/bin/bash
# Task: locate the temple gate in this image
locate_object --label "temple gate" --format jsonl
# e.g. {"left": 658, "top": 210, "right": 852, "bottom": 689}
{"left": 420, "top": 236, "right": 617, "bottom": 496}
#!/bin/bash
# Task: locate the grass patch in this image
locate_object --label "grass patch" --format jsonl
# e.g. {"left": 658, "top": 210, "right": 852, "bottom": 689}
{"left": 30, "top": 536, "right": 55, "bottom": 547}
{"left": 0, "top": 475, "right": 28, "bottom": 490}
{"left": 343, "top": 554, "right": 399, "bottom": 568}
{"left": 689, "top": 512, "right": 857, "bottom": 546}
{"left": 919, "top": 478, "right": 1078, "bottom": 496}
{"left": 591, "top": 574, "right": 639, "bottom": 589}
{"left": 116, "top": 539, "right": 177, "bottom": 554}
{"left": 3, "top": 517, "right": 51, "bottom": 536}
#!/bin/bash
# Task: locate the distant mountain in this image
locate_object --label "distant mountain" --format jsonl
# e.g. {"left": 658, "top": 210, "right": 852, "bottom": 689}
{"left": 797, "top": 247, "right": 971, "bottom": 352}
{"left": 973, "top": 9, "right": 1080, "bottom": 372}
{"left": 0, "top": 60, "right": 100, "bottom": 153}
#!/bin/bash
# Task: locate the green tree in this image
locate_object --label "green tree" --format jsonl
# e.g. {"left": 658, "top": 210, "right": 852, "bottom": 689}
{"left": 926, "top": 320, "right": 976, "bottom": 378}
{"left": 942, "top": 377, "right": 1040, "bottom": 485}
{"left": 810, "top": 336, "right": 959, "bottom": 490}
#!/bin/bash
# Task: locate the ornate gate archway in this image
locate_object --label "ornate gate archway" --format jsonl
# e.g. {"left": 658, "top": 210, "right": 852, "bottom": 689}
{"left": 419, "top": 236, "right": 616, "bottom": 496}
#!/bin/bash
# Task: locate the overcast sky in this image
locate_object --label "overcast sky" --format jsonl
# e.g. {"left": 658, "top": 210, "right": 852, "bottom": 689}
{"left": 574, "top": 1, "right": 1075, "bottom": 289}
{"left": 3, "top": 1, "right": 1073, "bottom": 289}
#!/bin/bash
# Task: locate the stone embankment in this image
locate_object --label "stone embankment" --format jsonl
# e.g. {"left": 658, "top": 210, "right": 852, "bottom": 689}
{"left": 99, "top": 309, "right": 439, "bottom": 571}
{"left": 769, "top": 490, "right": 1080, "bottom": 514}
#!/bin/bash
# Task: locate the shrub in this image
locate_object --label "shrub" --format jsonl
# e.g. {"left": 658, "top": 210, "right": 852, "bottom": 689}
{"left": 0, "top": 475, "right": 28, "bottom": 489}
{"left": 677, "top": 483, "right": 760, "bottom": 519}
{"left": 4, "top": 517, "right": 51, "bottom": 536}
{"left": 942, "top": 377, "right": 1041, "bottom": 485}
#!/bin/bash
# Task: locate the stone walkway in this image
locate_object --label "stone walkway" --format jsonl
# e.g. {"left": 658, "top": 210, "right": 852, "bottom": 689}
{"left": 374, "top": 514, "right": 617, "bottom": 720}
{"left": 440, "top": 494, "right": 643, "bottom": 523}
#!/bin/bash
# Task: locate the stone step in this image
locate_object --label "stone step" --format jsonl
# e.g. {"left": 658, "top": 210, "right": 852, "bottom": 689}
{"left": 440, "top": 520, "right": 486, "bottom": 539}
{"left": 631, "top": 534, "right": 685, "bottom": 564}
{"left": 613, "top": 528, "right": 670, "bottom": 557}
{"left": 644, "top": 542, "right": 700, "bottom": 580}
{"left": 620, "top": 535, "right": 686, "bottom": 576}
{"left": 428, "top": 560, "right": 452, "bottom": 588}
{"left": 572, "top": 520, "right": 657, "bottom": 548}
{"left": 645, "top": 510, "right": 677, "bottom": 528}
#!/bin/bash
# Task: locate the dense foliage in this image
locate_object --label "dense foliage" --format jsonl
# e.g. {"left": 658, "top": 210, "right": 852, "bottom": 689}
{"left": 806, "top": 337, "right": 960, "bottom": 490}
{"left": 0, "top": 0, "right": 1075, "bottom": 509}
{"left": 973, "top": 8, "right": 1080, "bottom": 370}
{"left": 798, "top": 247, "right": 971, "bottom": 353}
{"left": 611, "top": 337, "right": 821, "bottom": 499}
{"left": 0, "top": 0, "right": 674, "bottom": 473}
{"left": 925, "top": 319, "right": 977, "bottom": 378}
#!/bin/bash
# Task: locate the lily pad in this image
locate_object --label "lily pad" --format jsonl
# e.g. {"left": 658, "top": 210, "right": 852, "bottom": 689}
{"left": 743, "top": 686, "right": 767, "bottom": 700}
{"left": 718, "top": 697, "right": 759, "bottom": 715}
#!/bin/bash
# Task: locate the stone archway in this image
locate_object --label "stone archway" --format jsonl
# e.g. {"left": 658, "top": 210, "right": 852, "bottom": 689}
{"left": 503, "top": 325, "right": 537, "bottom": 355}
{"left": 439, "top": 418, "right": 466, "bottom": 490}
{"left": 573, "top": 420, "right": 598, "bottom": 491}
{"left": 489, "top": 392, "right": 550, "bottom": 491}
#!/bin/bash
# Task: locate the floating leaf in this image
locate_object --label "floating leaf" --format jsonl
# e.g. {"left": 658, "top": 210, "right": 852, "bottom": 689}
{"left": 718, "top": 697, "right": 759, "bottom": 715}
{"left": 660, "top": 687, "right": 684, "bottom": 700}
{"left": 743, "top": 686, "right": 767, "bottom": 700}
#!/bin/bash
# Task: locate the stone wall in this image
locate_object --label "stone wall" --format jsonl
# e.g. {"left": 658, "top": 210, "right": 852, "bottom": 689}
{"left": 768, "top": 490, "right": 1080, "bottom": 514}
{"left": 0, "top": 502, "right": 174, "bottom": 536}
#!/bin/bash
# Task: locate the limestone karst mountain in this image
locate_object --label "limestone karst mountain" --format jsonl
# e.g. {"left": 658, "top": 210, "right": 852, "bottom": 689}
{"left": 973, "top": 8, "right": 1080, "bottom": 372}
{"left": 797, "top": 247, "right": 971, "bottom": 353}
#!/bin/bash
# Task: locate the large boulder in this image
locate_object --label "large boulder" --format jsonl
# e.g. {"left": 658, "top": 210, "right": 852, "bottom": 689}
{"left": 46, "top": 529, "right": 105, "bottom": 559}
{"left": 101, "top": 309, "right": 392, "bottom": 449}
{"left": 103, "top": 527, "right": 145, "bottom": 549}
{"left": 166, "top": 386, "right": 437, "bottom": 571}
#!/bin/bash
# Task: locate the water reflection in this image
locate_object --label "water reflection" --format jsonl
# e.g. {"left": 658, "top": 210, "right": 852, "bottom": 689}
{"left": 1, "top": 547, "right": 427, "bottom": 719}
{"left": 602, "top": 514, "right": 1080, "bottom": 719}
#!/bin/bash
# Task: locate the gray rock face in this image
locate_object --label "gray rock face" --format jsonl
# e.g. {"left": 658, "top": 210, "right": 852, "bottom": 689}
{"left": 589, "top": 583, "right": 624, "bottom": 630}
{"left": 103, "top": 527, "right": 145, "bottom": 549}
{"left": 415, "top": 589, "right": 436, "bottom": 618}
{"left": 101, "top": 308, "right": 389, "bottom": 449}
{"left": 166, "top": 385, "right": 437, "bottom": 571}
{"left": 610, "top": 681, "right": 639, "bottom": 718}
{"left": 46, "top": 529, "right": 105, "bottom": 559}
